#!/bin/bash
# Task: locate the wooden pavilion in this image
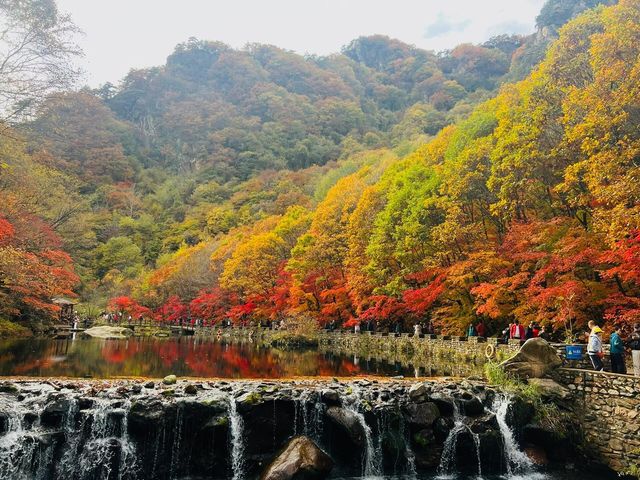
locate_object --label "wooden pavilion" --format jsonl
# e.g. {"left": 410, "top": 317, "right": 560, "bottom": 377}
{"left": 52, "top": 297, "right": 77, "bottom": 324}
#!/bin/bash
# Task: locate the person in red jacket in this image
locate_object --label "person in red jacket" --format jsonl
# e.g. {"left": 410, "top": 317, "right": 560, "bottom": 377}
{"left": 510, "top": 319, "right": 525, "bottom": 340}
{"left": 475, "top": 321, "right": 486, "bottom": 338}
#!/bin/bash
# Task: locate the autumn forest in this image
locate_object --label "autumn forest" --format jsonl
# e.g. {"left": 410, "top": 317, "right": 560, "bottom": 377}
{"left": 2, "top": 0, "right": 640, "bottom": 339}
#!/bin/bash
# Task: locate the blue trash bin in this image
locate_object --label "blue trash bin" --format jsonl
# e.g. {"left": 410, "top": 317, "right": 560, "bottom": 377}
{"left": 565, "top": 344, "right": 583, "bottom": 360}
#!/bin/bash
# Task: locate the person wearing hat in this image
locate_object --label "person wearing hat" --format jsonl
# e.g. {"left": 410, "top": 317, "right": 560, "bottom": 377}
{"left": 629, "top": 323, "right": 640, "bottom": 377}
{"left": 610, "top": 325, "right": 626, "bottom": 374}
{"left": 587, "top": 325, "right": 605, "bottom": 371}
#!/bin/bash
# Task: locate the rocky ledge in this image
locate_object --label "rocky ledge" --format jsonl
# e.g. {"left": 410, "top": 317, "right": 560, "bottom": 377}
{"left": 0, "top": 376, "right": 587, "bottom": 480}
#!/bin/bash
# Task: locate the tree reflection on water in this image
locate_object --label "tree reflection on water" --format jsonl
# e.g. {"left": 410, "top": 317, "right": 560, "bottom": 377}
{"left": 0, "top": 336, "right": 481, "bottom": 379}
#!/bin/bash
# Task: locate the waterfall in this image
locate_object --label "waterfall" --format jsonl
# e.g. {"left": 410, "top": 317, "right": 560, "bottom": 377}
{"left": 228, "top": 396, "right": 245, "bottom": 480}
{"left": 0, "top": 398, "right": 40, "bottom": 480}
{"left": 75, "top": 399, "right": 138, "bottom": 479}
{"left": 169, "top": 403, "right": 184, "bottom": 479}
{"left": 399, "top": 416, "right": 417, "bottom": 479}
{"left": 299, "top": 391, "right": 323, "bottom": 440}
{"left": 345, "top": 390, "right": 382, "bottom": 479}
{"left": 437, "top": 400, "right": 482, "bottom": 477}
{"left": 0, "top": 393, "right": 138, "bottom": 480}
{"left": 492, "top": 394, "right": 533, "bottom": 476}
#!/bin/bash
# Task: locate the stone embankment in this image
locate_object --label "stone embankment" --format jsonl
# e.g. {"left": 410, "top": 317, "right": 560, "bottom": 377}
{"left": 0, "top": 376, "right": 596, "bottom": 480}
{"left": 553, "top": 368, "right": 640, "bottom": 474}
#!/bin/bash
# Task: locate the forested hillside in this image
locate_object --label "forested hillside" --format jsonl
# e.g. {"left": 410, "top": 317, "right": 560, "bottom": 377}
{"left": 1, "top": 0, "right": 634, "bottom": 338}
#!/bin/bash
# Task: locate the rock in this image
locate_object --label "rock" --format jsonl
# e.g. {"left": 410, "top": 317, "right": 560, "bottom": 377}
{"left": 184, "top": 384, "right": 198, "bottom": 395}
{"left": 325, "top": 406, "right": 366, "bottom": 447}
{"left": 408, "top": 383, "right": 428, "bottom": 402}
{"left": 527, "top": 378, "right": 570, "bottom": 400}
{"left": 163, "top": 375, "right": 177, "bottom": 385}
{"left": 128, "top": 399, "right": 166, "bottom": 435}
{"left": 430, "top": 393, "right": 455, "bottom": 416}
{"left": 261, "top": 436, "right": 333, "bottom": 480}
{"left": 144, "top": 381, "right": 155, "bottom": 389}
{"left": 468, "top": 412, "right": 498, "bottom": 434}
{"left": 507, "top": 396, "right": 535, "bottom": 431}
{"left": 524, "top": 445, "right": 549, "bottom": 466}
{"left": 500, "top": 338, "right": 562, "bottom": 378}
{"left": 405, "top": 402, "right": 440, "bottom": 428}
{"left": 458, "top": 397, "right": 484, "bottom": 416}
{"left": 40, "top": 398, "right": 70, "bottom": 428}
{"left": 236, "top": 391, "right": 264, "bottom": 412}
{"left": 321, "top": 389, "right": 340, "bottom": 405}
{"left": 80, "top": 326, "right": 134, "bottom": 339}
{"left": 0, "top": 383, "right": 18, "bottom": 394}
{"left": 433, "top": 416, "right": 454, "bottom": 441}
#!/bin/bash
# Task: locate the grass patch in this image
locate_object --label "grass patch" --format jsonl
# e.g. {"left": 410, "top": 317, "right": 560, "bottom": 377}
{"left": 624, "top": 449, "right": 640, "bottom": 479}
{"left": 484, "top": 362, "right": 541, "bottom": 401}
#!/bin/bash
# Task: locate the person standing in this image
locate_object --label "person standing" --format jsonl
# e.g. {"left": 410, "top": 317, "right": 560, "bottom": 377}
{"left": 538, "top": 325, "right": 550, "bottom": 341}
{"left": 587, "top": 326, "right": 605, "bottom": 371}
{"left": 510, "top": 320, "right": 525, "bottom": 341}
{"left": 609, "top": 325, "right": 627, "bottom": 374}
{"left": 467, "top": 323, "right": 476, "bottom": 337}
{"left": 476, "top": 321, "right": 486, "bottom": 338}
{"left": 629, "top": 323, "right": 640, "bottom": 377}
{"left": 502, "top": 323, "right": 512, "bottom": 342}
{"left": 525, "top": 323, "right": 534, "bottom": 340}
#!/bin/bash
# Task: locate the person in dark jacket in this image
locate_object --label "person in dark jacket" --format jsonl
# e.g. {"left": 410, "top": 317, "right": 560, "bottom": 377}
{"left": 609, "top": 324, "right": 626, "bottom": 374}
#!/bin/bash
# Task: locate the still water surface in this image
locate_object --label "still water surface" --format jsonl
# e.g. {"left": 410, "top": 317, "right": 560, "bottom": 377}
{"left": 0, "top": 336, "right": 424, "bottom": 378}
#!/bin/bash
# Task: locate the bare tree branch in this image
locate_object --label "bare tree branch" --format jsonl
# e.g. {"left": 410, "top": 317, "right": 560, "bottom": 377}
{"left": 0, "top": 0, "right": 83, "bottom": 123}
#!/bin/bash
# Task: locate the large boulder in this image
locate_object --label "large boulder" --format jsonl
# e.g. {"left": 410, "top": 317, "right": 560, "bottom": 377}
{"left": 261, "top": 436, "right": 333, "bottom": 480}
{"left": 325, "top": 406, "right": 365, "bottom": 447}
{"left": 80, "top": 326, "right": 134, "bottom": 339}
{"left": 500, "top": 338, "right": 562, "bottom": 378}
{"left": 404, "top": 402, "right": 440, "bottom": 428}
{"left": 527, "top": 378, "right": 570, "bottom": 400}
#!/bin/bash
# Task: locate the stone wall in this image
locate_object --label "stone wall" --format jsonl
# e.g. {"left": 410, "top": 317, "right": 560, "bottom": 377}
{"left": 196, "top": 327, "right": 615, "bottom": 373}
{"left": 316, "top": 331, "right": 521, "bottom": 374}
{"left": 553, "top": 368, "right": 640, "bottom": 474}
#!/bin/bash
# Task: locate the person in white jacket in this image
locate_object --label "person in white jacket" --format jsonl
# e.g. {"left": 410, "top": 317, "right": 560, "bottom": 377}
{"left": 587, "top": 326, "right": 604, "bottom": 371}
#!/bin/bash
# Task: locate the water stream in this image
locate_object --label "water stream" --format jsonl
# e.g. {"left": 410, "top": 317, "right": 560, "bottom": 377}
{"left": 493, "top": 394, "right": 533, "bottom": 476}
{"left": 345, "top": 390, "right": 383, "bottom": 479}
{"left": 228, "top": 395, "right": 246, "bottom": 480}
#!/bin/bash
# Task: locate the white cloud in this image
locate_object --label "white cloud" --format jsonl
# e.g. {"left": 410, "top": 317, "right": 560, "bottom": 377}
{"left": 424, "top": 13, "right": 471, "bottom": 39}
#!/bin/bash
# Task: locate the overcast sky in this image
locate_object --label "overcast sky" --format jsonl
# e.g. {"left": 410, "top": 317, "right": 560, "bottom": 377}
{"left": 57, "top": 0, "right": 546, "bottom": 87}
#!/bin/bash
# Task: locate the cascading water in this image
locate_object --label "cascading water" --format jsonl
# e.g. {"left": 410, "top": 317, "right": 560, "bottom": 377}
{"left": 0, "top": 397, "right": 40, "bottom": 480}
{"left": 0, "top": 389, "right": 138, "bottom": 480}
{"left": 398, "top": 415, "right": 418, "bottom": 479}
{"left": 228, "top": 395, "right": 246, "bottom": 480}
{"left": 492, "top": 394, "right": 534, "bottom": 476}
{"left": 70, "top": 398, "right": 138, "bottom": 480}
{"left": 169, "top": 402, "right": 184, "bottom": 479}
{"left": 437, "top": 400, "right": 482, "bottom": 477}
{"left": 345, "top": 389, "right": 382, "bottom": 479}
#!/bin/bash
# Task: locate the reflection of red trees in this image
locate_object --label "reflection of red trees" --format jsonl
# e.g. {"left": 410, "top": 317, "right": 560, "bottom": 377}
{"left": 2, "top": 337, "right": 375, "bottom": 379}
{"left": 101, "top": 341, "right": 139, "bottom": 364}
